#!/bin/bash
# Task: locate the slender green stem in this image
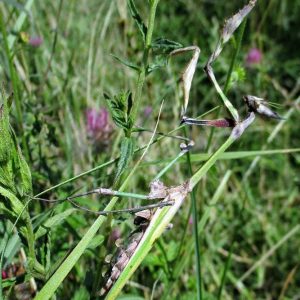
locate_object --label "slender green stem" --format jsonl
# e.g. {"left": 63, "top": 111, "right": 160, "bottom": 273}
{"left": 184, "top": 129, "right": 202, "bottom": 300}
{"left": 42, "top": 0, "right": 63, "bottom": 84}
{"left": 25, "top": 218, "right": 43, "bottom": 272}
{"left": 217, "top": 179, "right": 249, "bottom": 299}
{"left": 92, "top": 190, "right": 156, "bottom": 200}
{"left": 154, "top": 150, "right": 187, "bottom": 180}
{"left": 146, "top": 0, "right": 159, "bottom": 48}
{"left": 171, "top": 171, "right": 231, "bottom": 290}
{"left": 157, "top": 240, "right": 172, "bottom": 278}
{"left": 129, "top": 0, "right": 160, "bottom": 133}
{"left": 34, "top": 159, "right": 115, "bottom": 197}
{"left": 217, "top": 242, "right": 234, "bottom": 300}
{"left": 34, "top": 189, "right": 163, "bottom": 202}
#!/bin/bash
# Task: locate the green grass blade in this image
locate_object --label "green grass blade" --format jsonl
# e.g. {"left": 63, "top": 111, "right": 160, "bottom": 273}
{"left": 186, "top": 153, "right": 203, "bottom": 300}
{"left": 7, "top": 0, "right": 35, "bottom": 50}
{"left": 144, "top": 148, "right": 300, "bottom": 166}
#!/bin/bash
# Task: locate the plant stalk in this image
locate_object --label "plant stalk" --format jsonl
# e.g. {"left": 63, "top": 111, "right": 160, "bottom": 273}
{"left": 129, "top": 0, "right": 160, "bottom": 134}
{"left": 184, "top": 128, "right": 203, "bottom": 300}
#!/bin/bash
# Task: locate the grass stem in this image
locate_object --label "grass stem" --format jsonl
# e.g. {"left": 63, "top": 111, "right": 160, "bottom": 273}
{"left": 184, "top": 128, "right": 203, "bottom": 300}
{"left": 129, "top": 0, "right": 160, "bottom": 134}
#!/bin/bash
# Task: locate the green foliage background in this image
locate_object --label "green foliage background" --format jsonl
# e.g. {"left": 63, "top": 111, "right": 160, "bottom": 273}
{"left": 0, "top": 0, "right": 299, "bottom": 299}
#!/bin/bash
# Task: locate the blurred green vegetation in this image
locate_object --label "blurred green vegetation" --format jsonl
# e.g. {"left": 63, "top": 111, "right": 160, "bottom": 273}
{"left": 0, "top": 0, "right": 299, "bottom": 299}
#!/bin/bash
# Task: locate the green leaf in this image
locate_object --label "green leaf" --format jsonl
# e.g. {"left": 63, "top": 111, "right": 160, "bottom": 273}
{"left": 12, "top": 132, "right": 32, "bottom": 195}
{"left": 152, "top": 38, "right": 183, "bottom": 54}
{"left": 0, "top": 101, "right": 13, "bottom": 163}
{"left": 148, "top": 38, "right": 183, "bottom": 74}
{"left": 0, "top": 95, "right": 32, "bottom": 196}
{"left": 115, "top": 137, "right": 134, "bottom": 181}
{"left": 0, "top": 186, "right": 25, "bottom": 218}
{"left": 0, "top": 186, "right": 28, "bottom": 238}
{"left": 111, "top": 54, "right": 140, "bottom": 71}
{"left": 104, "top": 91, "right": 133, "bottom": 132}
{"left": 0, "top": 163, "right": 14, "bottom": 191}
{"left": 127, "top": 92, "right": 133, "bottom": 117}
{"left": 127, "top": 0, "right": 147, "bottom": 42}
{"left": 1, "top": 233, "right": 20, "bottom": 264}
{"left": 147, "top": 54, "right": 168, "bottom": 74}
{"left": 35, "top": 208, "right": 77, "bottom": 239}
{"left": 17, "top": 151, "right": 32, "bottom": 195}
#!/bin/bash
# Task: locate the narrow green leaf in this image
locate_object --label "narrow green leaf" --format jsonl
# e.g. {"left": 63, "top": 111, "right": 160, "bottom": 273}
{"left": 17, "top": 151, "right": 32, "bottom": 195}
{"left": 35, "top": 208, "right": 77, "bottom": 239}
{"left": 1, "top": 233, "right": 20, "bottom": 264}
{"left": 0, "top": 164, "right": 14, "bottom": 191}
{"left": 0, "top": 186, "right": 25, "bottom": 218}
{"left": 10, "top": 129, "right": 32, "bottom": 195}
{"left": 152, "top": 37, "right": 183, "bottom": 54}
{"left": 147, "top": 55, "right": 168, "bottom": 74}
{"left": 115, "top": 137, "right": 134, "bottom": 182}
{"left": 104, "top": 91, "right": 132, "bottom": 130}
{"left": 0, "top": 101, "right": 13, "bottom": 163}
{"left": 0, "top": 186, "right": 28, "bottom": 238}
{"left": 127, "top": 0, "right": 148, "bottom": 42}
{"left": 111, "top": 54, "right": 139, "bottom": 71}
{"left": 144, "top": 148, "right": 300, "bottom": 166}
{"left": 127, "top": 92, "right": 133, "bottom": 117}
